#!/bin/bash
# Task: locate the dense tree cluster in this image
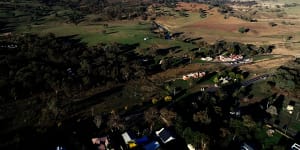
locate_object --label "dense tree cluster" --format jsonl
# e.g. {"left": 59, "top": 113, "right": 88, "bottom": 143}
{"left": 271, "top": 58, "right": 300, "bottom": 92}
{"left": 194, "top": 40, "right": 274, "bottom": 58}
{"left": 0, "top": 34, "right": 148, "bottom": 103}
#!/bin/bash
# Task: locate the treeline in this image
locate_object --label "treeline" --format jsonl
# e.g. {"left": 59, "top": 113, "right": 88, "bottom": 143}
{"left": 0, "top": 34, "right": 151, "bottom": 103}
{"left": 193, "top": 40, "right": 274, "bottom": 58}
{"left": 1, "top": 0, "right": 248, "bottom": 22}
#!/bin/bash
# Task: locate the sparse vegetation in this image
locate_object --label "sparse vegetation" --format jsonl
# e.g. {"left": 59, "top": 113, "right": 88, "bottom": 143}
{"left": 238, "top": 27, "right": 250, "bottom": 33}
{"left": 269, "top": 22, "right": 277, "bottom": 27}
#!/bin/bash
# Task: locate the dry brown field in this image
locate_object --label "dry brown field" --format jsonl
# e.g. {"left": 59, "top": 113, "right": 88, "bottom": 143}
{"left": 155, "top": 2, "right": 300, "bottom": 57}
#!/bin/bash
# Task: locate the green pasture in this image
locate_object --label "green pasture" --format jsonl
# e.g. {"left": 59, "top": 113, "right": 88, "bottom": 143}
{"left": 16, "top": 21, "right": 196, "bottom": 51}
{"left": 0, "top": 1, "right": 197, "bottom": 50}
{"left": 253, "top": 55, "right": 275, "bottom": 62}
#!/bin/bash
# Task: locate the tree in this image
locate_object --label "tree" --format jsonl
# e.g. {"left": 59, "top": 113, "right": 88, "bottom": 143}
{"left": 107, "top": 111, "right": 124, "bottom": 130}
{"left": 144, "top": 107, "right": 159, "bottom": 131}
{"left": 193, "top": 109, "right": 211, "bottom": 125}
{"left": 242, "top": 115, "right": 256, "bottom": 129}
{"left": 238, "top": 27, "right": 250, "bottom": 33}
{"left": 67, "top": 11, "right": 84, "bottom": 25}
{"left": 159, "top": 108, "right": 176, "bottom": 126}
{"left": 199, "top": 133, "right": 210, "bottom": 150}
{"left": 183, "top": 127, "right": 203, "bottom": 148}
{"left": 266, "top": 105, "right": 278, "bottom": 116}
{"left": 213, "top": 76, "right": 219, "bottom": 84}
{"left": 93, "top": 115, "right": 102, "bottom": 128}
{"left": 269, "top": 22, "right": 277, "bottom": 27}
{"left": 199, "top": 8, "right": 207, "bottom": 18}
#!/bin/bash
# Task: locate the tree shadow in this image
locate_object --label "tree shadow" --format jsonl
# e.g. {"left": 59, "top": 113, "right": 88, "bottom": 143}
{"left": 240, "top": 98, "right": 272, "bottom": 122}
{"left": 273, "top": 94, "right": 285, "bottom": 114}
{"left": 156, "top": 46, "right": 181, "bottom": 56}
{"left": 190, "top": 37, "right": 203, "bottom": 42}
{"left": 0, "top": 21, "right": 16, "bottom": 33}
{"left": 105, "top": 31, "right": 119, "bottom": 35}
{"left": 294, "top": 132, "right": 300, "bottom": 143}
{"left": 171, "top": 32, "right": 184, "bottom": 38}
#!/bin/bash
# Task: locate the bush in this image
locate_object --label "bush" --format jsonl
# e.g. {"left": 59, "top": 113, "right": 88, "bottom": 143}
{"left": 152, "top": 98, "right": 159, "bottom": 104}
{"left": 269, "top": 22, "right": 277, "bottom": 27}
{"left": 238, "top": 27, "right": 250, "bottom": 33}
{"left": 164, "top": 96, "right": 172, "bottom": 102}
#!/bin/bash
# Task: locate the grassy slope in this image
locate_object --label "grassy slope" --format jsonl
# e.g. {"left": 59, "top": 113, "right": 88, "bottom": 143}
{"left": 4, "top": 8, "right": 196, "bottom": 51}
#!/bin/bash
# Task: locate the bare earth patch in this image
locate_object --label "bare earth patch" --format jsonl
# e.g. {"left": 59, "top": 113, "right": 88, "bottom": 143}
{"left": 240, "top": 56, "right": 295, "bottom": 73}
{"left": 156, "top": 2, "right": 300, "bottom": 45}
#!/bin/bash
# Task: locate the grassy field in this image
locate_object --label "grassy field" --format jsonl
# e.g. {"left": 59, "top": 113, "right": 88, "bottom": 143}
{"left": 0, "top": 1, "right": 196, "bottom": 52}
{"left": 2, "top": 1, "right": 299, "bottom": 55}
{"left": 21, "top": 22, "right": 153, "bottom": 45}
{"left": 253, "top": 54, "right": 276, "bottom": 62}
{"left": 12, "top": 17, "right": 196, "bottom": 52}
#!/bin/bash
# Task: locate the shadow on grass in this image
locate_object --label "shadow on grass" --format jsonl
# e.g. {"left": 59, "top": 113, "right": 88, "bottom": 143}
{"left": 156, "top": 46, "right": 181, "bottom": 56}
{"left": 105, "top": 31, "right": 119, "bottom": 35}
{"left": 0, "top": 21, "right": 16, "bottom": 33}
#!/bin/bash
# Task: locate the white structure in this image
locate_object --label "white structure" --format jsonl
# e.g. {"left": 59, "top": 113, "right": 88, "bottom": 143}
{"left": 122, "top": 132, "right": 134, "bottom": 144}
{"left": 155, "top": 128, "right": 175, "bottom": 144}
{"left": 287, "top": 105, "right": 294, "bottom": 114}
{"left": 182, "top": 72, "right": 206, "bottom": 80}
{"left": 187, "top": 144, "right": 196, "bottom": 150}
{"left": 291, "top": 143, "right": 300, "bottom": 150}
{"left": 201, "top": 57, "right": 213, "bottom": 61}
{"left": 217, "top": 54, "right": 243, "bottom": 62}
{"left": 219, "top": 77, "right": 230, "bottom": 85}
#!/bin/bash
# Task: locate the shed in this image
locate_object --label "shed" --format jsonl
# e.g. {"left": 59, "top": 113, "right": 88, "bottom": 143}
{"left": 155, "top": 128, "right": 175, "bottom": 144}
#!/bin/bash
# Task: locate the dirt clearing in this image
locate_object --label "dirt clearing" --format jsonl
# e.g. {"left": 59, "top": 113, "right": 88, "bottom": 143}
{"left": 240, "top": 56, "right": 295, "bottom": 73}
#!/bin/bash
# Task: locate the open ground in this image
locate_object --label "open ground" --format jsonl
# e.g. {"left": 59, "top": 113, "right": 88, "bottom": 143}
{"left": 156, "top": 1, "right": 300, "bottom": 57}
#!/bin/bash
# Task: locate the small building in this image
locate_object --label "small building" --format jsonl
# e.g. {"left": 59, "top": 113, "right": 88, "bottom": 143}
{"left": 91, "top": 136, "right": 109, "bottom": 150}
{"left": 155, "top": 128, "right": 175, "bottom": 144}
{"left": 219, "top": 77, "right": 230, "bottom": 85}
{"left": 201, "top": 57, "right": 213, "bottom": 61}
{"left": 182, "top": 72, "right": 206, "bottom": 80}
{"left": 216, "top": 54, "right": 243, "bottom": 62}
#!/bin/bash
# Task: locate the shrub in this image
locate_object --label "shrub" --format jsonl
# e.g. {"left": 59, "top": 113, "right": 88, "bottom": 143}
{"left": 269, "top": 22, "right": 277, "bottom": 27}
{"left": 152, "top": 98, "right": 159, "bottom": 104}
{"left": 164, "top": 96, "right": 172, "bottom": 102}
{"left": 238, "top": 27, "right": 250, "bottom": 33}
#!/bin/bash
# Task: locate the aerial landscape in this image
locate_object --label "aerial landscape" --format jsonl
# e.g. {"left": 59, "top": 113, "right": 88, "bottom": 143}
{"left": 0, "top": 0, "right": 300, "bottom": 149}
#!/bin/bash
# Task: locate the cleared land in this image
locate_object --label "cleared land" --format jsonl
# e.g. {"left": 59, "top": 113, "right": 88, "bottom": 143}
{"left": 156, "top": 2, "right": 300, "bottom": 57}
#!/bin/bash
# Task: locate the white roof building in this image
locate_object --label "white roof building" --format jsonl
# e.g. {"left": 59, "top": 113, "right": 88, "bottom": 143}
{"left": 155, "top": 128, "right": 175, "bottom": 144}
